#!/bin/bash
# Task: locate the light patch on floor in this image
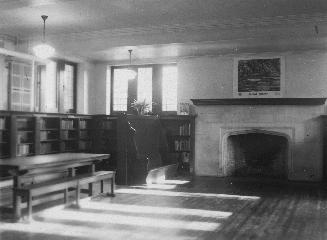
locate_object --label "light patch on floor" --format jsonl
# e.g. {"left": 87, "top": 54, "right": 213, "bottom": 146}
{"left": 116, "top": 188, "right": 261, "bottom": 200}
{"left": 37, "top": 206, "right": 221, "bottom": 231}
{"left": 45, "top": 200, "right": 233, "bottom": 219}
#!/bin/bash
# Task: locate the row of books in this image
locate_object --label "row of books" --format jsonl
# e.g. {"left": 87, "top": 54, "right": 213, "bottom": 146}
{"left": 80, "top": 120, "right": 92, "bottom": 129}
{"left": 17, "top": 144, "right": 33, "bottom": 156}
{"left": 40, "top": 131, "right": 59, "bottom": 141}
{"left": 61, "top": 120, "right": 76, "bottom": 129}
{"left": 179, "top": 124, "right": 191, "bottom": 136}
{"left": 17, "top": 132, "right": 33, "bottom": 143}
{"left": 17, "top": 118, "right": 33, "bottom": 130}
{"left": 174, "top": 139, "right": 190, "bottom": 151}
{"left": 61, "top": 130, "right": 77, "bottom": 140}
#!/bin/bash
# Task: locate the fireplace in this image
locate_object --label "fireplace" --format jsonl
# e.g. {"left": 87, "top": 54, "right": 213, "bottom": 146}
{"left": 225, "top": 131, "right": 288, "bottom": 179}
{"left": 191, "top": 98, "right": 326, "bottom": 181}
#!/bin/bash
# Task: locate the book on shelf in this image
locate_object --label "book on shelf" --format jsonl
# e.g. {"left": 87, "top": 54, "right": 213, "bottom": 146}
{"left": 17, "top": 132, "right": 33, "bottom": 143}
{"left": 174, "top": 139, "right": 190, "bottom": 151}
{"left": 79, "top": 120, "right": 91, "bottom": 129}
{"left": 17, "top": 144, "right": 32, "bottom": 156}
{"left": 61, "top": 119, "right": 75, "bottom": 129}
{"left": 40, "top": 130, "right": 58, "bottom": 141}
{"left": 179, "top": 123, "right": 191, "bottom": 136}
{"left": 17, "top": 118, "right": 33, "bottom": 129}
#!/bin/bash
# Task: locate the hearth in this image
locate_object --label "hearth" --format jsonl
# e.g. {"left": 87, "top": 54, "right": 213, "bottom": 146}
{"left": 226, "top": 132, "right": 288, "bottom": 179}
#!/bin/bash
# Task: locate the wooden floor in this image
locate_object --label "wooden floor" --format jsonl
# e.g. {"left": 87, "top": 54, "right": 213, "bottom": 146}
{"left": 1, "top": 177, "right": 327, "bottom": 240}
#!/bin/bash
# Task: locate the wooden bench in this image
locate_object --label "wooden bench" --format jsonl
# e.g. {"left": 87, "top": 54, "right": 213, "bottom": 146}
{"left": 14, "top": 170, "right": 115, "bottom": 219}
{"left": 75, "top": 171, "right": 115, "bottom": 206}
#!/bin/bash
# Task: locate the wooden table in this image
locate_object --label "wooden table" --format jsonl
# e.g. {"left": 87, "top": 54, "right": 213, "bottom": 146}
{"left": 0, "top": 153, "right": 110, "bottom": 219}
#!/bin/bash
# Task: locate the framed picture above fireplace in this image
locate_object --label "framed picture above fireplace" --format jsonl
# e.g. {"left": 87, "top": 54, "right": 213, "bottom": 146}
{"left": 233, "top": 56, "right": 285, "bottom": 98}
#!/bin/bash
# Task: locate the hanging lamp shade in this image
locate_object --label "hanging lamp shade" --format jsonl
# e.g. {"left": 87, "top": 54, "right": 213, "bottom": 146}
{"left": 33, "top": 43, "right": 55, "bottom": 59}
{"left": 33, "top": 15, "right": 55, "bottom": 59}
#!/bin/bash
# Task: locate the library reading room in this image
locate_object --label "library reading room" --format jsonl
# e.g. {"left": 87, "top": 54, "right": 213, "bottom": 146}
{"left": 1, "top": 1, "right": 327, "bottom": 240}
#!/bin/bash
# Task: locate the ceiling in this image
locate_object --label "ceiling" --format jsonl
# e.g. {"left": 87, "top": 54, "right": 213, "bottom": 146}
{"left": 1, "top": 0, "right": 327, "bottom": 63}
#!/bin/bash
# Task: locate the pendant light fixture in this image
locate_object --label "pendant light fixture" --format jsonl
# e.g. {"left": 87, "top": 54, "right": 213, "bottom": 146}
{"left": 124, "top": 49, "right": 137, "bottom": 80}
{"left": 33, "top": 15, "right": 55, "bottom": 59}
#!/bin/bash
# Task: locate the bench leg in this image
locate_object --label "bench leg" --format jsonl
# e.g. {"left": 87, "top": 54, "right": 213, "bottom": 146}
{"left": 88, "top": 183, "right": 93, "bottom": 196}
{"left": 76, "top": 184, "right": 80, "bottom": 208}
{"left": 100, "top": 180, "right": 104, "bottom": 193}
{"left": 64, "top": 188, "right": 68, "bottom": 205}
{"left": 27, "top": 191, "right": 32, "bottom": 221}
{"left": 107, "top": 177, "right": 115, "bottom": 197}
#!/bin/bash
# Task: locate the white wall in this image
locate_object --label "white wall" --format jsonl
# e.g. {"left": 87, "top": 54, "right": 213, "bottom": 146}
{"left": 76, "top": 62, "right": 95, "bottom": 114}
{"left": 178, "top": 51, "right": 327, "bottom": 103}
{"left": 88, "top": 63, "right": 109, "bottom": 114}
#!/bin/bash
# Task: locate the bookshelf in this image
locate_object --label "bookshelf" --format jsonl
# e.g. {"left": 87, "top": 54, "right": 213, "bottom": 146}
{"left": 0, "top": 115, "right": 10, "bottom": 158}
{"left": 93, "top": 115, "right": 119, "bottom": 172}
{"left": 14, "top": 116, "right": 36, "bottom": 157}
{"left": 78, "top": 117, "right": 93, "bottom": 152}
{"left": 93, "top": 116, "right": 118, "bottom": 154}
{"left": 160, "top": 115, "right": 195, "bottom": 174}
{"left": 39, "top": 117, "right": 60, "bottom": 154}
{"left": 60, "top": 117, "right": 78, "bottom": 152}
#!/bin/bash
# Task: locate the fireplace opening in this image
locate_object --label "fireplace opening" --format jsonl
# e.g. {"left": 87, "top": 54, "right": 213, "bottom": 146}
{"left": 226, "top": 132, "right": 288, "bottom": 179}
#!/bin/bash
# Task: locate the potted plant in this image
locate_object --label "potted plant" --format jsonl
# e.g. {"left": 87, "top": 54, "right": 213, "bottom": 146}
{"left": 130, "top": 99, "right": 151, "bottom": 115}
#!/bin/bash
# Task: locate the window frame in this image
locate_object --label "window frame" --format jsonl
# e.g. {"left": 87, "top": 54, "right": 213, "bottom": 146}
{"left": 56, "top": 60, "right": 77, "bottom": 114}
{"left": 38, "top": 59, "right": 77, "bottom": 114}
{"left": 110, "top": 63, "right": 177, "bottom": 115}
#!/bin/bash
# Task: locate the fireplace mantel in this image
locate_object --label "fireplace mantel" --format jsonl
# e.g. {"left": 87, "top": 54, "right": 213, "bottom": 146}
{"left": 190, "top": 98, "right": 326, "bottom": 106}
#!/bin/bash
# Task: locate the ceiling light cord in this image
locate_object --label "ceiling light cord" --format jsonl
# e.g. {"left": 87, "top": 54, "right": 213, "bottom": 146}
{"left": 41, "top": 15, "right": 48, "bottom": 42}
{"left": 128, "top": 49, "right": 133, "bottom": 66}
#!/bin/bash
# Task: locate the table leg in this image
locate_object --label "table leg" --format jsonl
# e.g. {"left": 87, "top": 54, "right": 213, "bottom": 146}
{"left": 110, "top": 175, "right": 115, "bottom": 197}
{"left": 76, "top": 184, "right": 80, "bottom": 208}
{"left": 13, "top": 175, "right": 22, "bottom": 220}
{"left": 88, "top": 163, "right": 95, "bottom": 196}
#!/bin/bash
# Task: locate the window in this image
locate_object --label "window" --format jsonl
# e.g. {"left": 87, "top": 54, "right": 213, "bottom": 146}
{"left": 111, "top": 64, "right": 177, "bottom": 114}
{"left": 62, "top": 63, "right": 75, "bottom": 113}
{"left": 39, "top": 60, "right": 77, "bottom": 113}
{"left": 41, "top": 61, "right": 58, "bottom": 112}
{"left": 137, "top": 67, "right": 153, "bottom": 112}
{"left": 9, "top": 61, "right": 34, "bottom": 111}
{"left": 112, "top": 68, "right": 129, "bottom": 111}
{"left": 162, "top": 65, "right": 177, "bottom": 111}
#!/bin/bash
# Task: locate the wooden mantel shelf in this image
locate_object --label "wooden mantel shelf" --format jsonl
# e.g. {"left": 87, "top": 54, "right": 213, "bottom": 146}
{"left": 190, "top": 98, "right": 327, "bottom": 106}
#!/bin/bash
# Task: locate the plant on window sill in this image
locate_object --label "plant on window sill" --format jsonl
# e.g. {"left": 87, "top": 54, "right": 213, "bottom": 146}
{"left": 131, "top": 99, "right": 154, "bottom": 115}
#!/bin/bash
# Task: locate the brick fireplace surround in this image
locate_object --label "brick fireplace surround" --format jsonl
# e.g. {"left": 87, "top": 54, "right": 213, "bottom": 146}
{"left": 191, "top": 98, "right": 326, "bottom": 181}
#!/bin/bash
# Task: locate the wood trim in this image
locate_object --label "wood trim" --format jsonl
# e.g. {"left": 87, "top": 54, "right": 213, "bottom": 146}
{"left": 191, "top": 98, "right": 327, "bottom": 106}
